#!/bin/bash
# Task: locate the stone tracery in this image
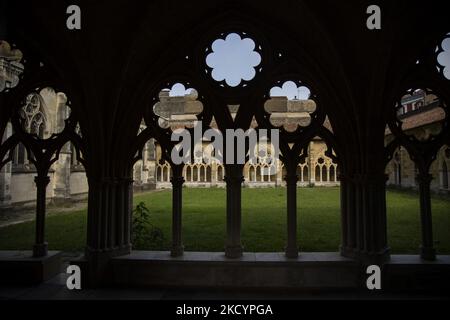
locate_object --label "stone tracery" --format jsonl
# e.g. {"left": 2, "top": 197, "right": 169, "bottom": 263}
{"left": 0, "top": 1, "right": 449, "bottom": 289}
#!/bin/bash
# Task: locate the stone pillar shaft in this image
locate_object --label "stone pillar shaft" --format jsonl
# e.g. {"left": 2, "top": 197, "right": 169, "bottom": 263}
{"left": 285, "top": 167, "right": 299, "bottom": 258}
{"left": 417, "top": 173, "right": 436, "bottom": 260}
{"left": 224, "top": 165, "right": 244, "bottom": 258}
{"left": 33, "top": 175, "right": 50, "bottom": 257}
{"left": 85, "top": 177, "right": 133, "bottom": 285}
{"left": 339, "top": 173, "right": 390, "bottom": 264}
{"left": 171, "top": 166, "right": 184, "bottom": 257}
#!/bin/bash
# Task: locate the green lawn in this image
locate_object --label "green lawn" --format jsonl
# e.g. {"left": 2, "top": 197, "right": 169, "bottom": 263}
{"left": 0, "top": 187, "right": 449, "bottom": 254}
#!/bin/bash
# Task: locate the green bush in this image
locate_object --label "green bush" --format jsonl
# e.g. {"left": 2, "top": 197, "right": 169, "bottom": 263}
{"left": 131, "top": 201, "right": 164, "bottom": 249}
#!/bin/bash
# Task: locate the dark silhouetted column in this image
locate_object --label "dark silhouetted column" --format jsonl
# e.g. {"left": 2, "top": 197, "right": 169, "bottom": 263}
{"left": 340, "top": 173, "right": 390, "bottom": 264}
{"left": 284, "top": 164, "right": 299, "bottom": 258}
{"left": 170, "top": 165, "right": 184, "bottom": 257}
{"left": 33, "top": 175, "right": 50, "bottom": 257}
{"left": 85, "top": 177, "right": 133, "bottom": 286}
{"left": 416, "top": 172, "right": 436, "bottom": 260}
{"left": 224, "top": 164, "right": 244, "bottom": 258}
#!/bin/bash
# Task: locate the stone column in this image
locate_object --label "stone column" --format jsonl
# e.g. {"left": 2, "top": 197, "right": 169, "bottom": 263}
{"left": 416, "top": 173, "right": 436, "bottom": 260}
{"left": 85, "top": 177, "right": 133, "bottom": 285}
{"left": 53, "top": 143, "right": 71, "bottom": 204}
{"left": 146, "top": 140, "right": 156, "bottom": 188}
{"left": 276, "top": 162, "right": 283, "bottom": 186}
{"left": 339, "top": 173, "right": 390, "bottom": 264}
{"left": 33, "top": 175, "right": 51, "bottom": 257}
{"left": 224, "top": 164, "right": 244, "bottom": 258}
{"left": 0, "top": 161, "right": 12, "bottom": 207}
{"left": 53, "top": 98, "right": 71, "bottom": 203}
{"left": 308, "top": 143, "right": 315, "bottom": 185}
{"left": 0, "top": 123, "right": 12, "bottom": 207}
{"left": 284, "top": 163, "right": 299, "bottom": 258}
{"left": 170, "top": 165, "right": 184, "bottom": 257}
{"left": 339, "top": 174, "right": 356, "bottom": 256}
{"left": 212, "top": 163, "right": 217, "bottom": 186}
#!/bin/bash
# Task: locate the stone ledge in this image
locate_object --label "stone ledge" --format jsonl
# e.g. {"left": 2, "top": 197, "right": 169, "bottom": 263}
{"left": 110, "top": 252, "right": 450, "bottom": 290}
{"left": 388, "top": 254, "right": 450, "bottom": 264}
{"left": 114, "top": 251, "right": 355, "bottom": 264}
{"left": 383, "top": 255, "right": 450, "bottom": 291}
{"left": 0, "top": 251, "right": 62, "bottom": 285}
{"left": 112, "top": 251, "right": 360, "bottom": 289}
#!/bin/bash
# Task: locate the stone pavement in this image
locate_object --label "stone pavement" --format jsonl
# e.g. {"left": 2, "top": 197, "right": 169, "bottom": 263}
{"left": 0, "top": 272, "right": 448, "bottom": 300}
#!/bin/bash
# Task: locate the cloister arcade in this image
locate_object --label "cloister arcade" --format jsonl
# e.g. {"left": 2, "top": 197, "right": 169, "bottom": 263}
{"left": 153, "top": 150, "right": 340, "bottom": 187}
{"left": 0, "top": 1, "right": 449, "bottom": 290}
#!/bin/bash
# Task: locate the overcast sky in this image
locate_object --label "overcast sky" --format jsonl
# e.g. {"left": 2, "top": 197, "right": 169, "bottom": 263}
{"left": 169, "top": 32, "right": 450, "bottom": 97}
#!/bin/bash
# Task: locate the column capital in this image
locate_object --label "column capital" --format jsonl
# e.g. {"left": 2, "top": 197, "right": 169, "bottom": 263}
{"left": 416, "top": 173, "right": 433, "bottom": 184}
{"left": 225, "top": 245, "right": 243, "bottom": 259}
{"left": 347, "top": 173, "right": 388, "bottom": 184}
{"left": 33, "top": 242, "right": 48, "bottom": 257}
{"left": 87, "top": 176, "right": 133, "bottom": 187}
{"left": 34, "top": 175, "right": 50, "bottom": 186}
{"left": 171, "top": 245, "right": 184, "bottom": 257}
{"left": 170, "top": 175, "right": 185, "bottom": 186}
{"left": 224, "top": 175, "right": 245, "bottom": 184}
{"left": 284, "top": 173, "right": 298, "bottom": 185}
{"left": 420, "top": 245, "right": 436, "bottom": 261}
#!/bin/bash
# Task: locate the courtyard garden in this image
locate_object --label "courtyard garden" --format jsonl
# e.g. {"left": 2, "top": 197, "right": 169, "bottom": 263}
{"left": 0, "top": 187, "right": 449, "bottom": 254}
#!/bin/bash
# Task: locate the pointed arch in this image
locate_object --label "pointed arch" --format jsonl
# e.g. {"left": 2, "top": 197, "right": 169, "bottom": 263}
{"left": 443, "top": 160, "right": 449, "bottom": 189}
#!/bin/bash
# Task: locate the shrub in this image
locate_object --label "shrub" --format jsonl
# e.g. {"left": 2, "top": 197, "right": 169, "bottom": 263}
{"left": 131, "top": 201, "right": 164, "bottom": 249}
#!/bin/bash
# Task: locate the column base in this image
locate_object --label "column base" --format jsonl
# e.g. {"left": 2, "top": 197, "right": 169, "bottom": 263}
{"left": 420, "top": 246, "right": 436, "bottom": 261}
{"left": 33, "top": 242, "right": 48, "bottom": 258}
{"left": 0, "top": 250, "right": 61, "bottom": 285}
{"left": 170, "top": 245, "right": 184, "bottom": 257}
{"left": 83, "top": 245, "right": 132, "bottom": 287}
{"left": 340, "top": 245, "right": 390, "bottom": 264}
{"left": 225, "top": 245, "right": 243, "bottom": 258}
{"left": 285, "top": 246, "right": 299, "bottom": 258}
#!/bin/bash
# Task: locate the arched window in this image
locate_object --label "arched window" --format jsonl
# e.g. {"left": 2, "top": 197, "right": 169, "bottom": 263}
{"left": 249, "top": 166, "right": 255, "bottom": 182}
{"left": 257, "top": 165, "right": 263, "bottom": 182}
{"left": 21, "top": 93, "right": 46, "bottom": 136}
{"left": 315, "top": 165, "right": 321, "bottom": 182}
{"left": 162, "top": 166, "right": 166, "bottom": 182}
{"left": 12, "top": 93, "right": 48, "bottom": 167}
{"left": 156, "top": 166, "right": 162, "bottom": 182}
{"left": 394, "top": 163, "right": 402, "bottom": 186}
{"left": 217, "top": 166, "right": 223, "bottom": 181}
{"left": 206, "top": 166, "right": 212, "bottom": 182}
{"left": 71, "top": 143, "right": 77, "bottom": 166}
{"left": 330, "top": 166, "right": 335, "bottom": 182}
{"left": 263, "top": 166, "right": 269, "bottom": 182}
{"left": 193, "top": 166, "right": 199, "bottom": 182}
{"left": 12, "top": 143, "right": 26, "bottom": 166}
{"left": 303, "top": 166, "right": 309, "bottom": 181}
{"left": 322, "top": 165, "right": 328, "bottom": 182}
{"left": 296, "top": 166, "right": 302, "bottom": 181}
{"left": 200, "top": 165, "right": 206, "bottom": 182}
{"left": 443, "top": 161, "right": 449, "bottom": 189}
{"left": 186, "top": 166, "right": 192, "bottom": 182}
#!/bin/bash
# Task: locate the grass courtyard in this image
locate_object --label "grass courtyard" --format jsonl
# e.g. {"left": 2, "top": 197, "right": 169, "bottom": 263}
{"left": 0, "top": 187, "right": 449, "bottom": 254}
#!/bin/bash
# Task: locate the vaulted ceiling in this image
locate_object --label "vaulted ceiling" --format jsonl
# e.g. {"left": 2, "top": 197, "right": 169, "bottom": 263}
{"left": 3, "top": 0, "right": 450, "bottom": 176}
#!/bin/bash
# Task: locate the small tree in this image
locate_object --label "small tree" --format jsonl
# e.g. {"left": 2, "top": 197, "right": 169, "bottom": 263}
{"left": 132, "top": 202, "right": 164, "bottom": 249}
